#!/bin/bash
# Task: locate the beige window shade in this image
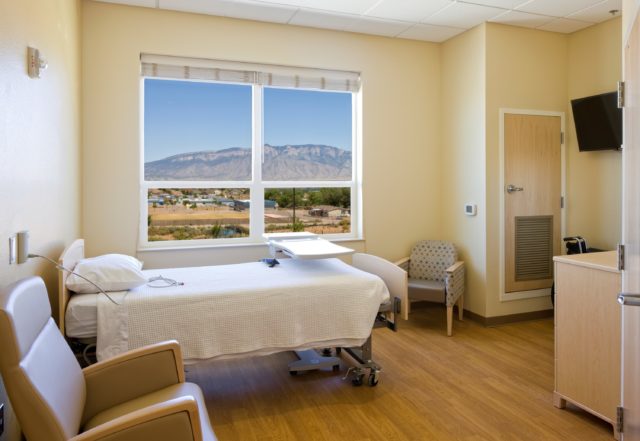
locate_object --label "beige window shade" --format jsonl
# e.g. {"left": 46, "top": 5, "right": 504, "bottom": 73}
{"left": 140, "top": 54, "right": 360, "bottom": 92}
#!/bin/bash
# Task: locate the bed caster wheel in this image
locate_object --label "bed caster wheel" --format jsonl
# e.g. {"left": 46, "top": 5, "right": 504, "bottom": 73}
{"left": 289, "top": 370, "right": 298, "bottom": 376}
{"left": 352, "top": 374, "right": 365, "bottom": 386}
{"left": 368, "top": 371, "right": 379, "bottom": 387}
{"left": 332, "top": 364, "right": 340, "bottom": 372}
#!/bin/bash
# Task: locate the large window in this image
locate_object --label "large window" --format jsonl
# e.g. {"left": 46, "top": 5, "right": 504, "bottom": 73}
{"left": 141, "top": 56, "right": 360, "bottom": 247}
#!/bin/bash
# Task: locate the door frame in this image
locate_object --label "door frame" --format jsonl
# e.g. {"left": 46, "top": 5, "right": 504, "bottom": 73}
{"left": 499, "top": 108, "right": 567, "bottom": 302}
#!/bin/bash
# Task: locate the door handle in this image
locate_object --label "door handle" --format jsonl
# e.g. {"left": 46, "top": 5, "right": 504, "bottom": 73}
{"left": 618, "top": 293, "right": 640, "bottom": 307}
{"left": 506, "top": 184, "right": 524, "bottom": 193}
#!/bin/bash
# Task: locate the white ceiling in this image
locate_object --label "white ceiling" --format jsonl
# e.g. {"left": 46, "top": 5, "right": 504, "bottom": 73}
{"left": 95, "top": 0, "right": 622, "bottom": 42}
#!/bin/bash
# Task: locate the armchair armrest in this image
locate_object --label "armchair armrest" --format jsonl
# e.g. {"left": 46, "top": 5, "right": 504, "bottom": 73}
{"left": 71, "top": 396, "right": 203, "bottom": 441}
{"left": 394, "top": 256, "right": 410, "bottom": 271}
{"left": 444, "top": 261, "right": 465, "bottom": 306}
{"left": 82, "top": 341, "right": 185, "bottom": 425}
{"left": 446, "top": 261, "right": 464, "bottom": 274}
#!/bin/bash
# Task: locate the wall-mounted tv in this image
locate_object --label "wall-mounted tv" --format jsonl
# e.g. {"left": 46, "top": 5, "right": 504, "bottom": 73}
{"left": 571, "top": 91, "right": 622, "bottom": 151}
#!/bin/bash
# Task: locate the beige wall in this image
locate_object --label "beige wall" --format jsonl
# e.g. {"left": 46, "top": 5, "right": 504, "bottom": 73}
{"left": 624, "top": 0, "right": 640, "bottom": 40}
{"left": 82, "top": 1, "right": 442, "bottom": 266}
{"left": 484, "top": 24, "right": 568, "bottom": 317}
{"left": 442, "top": 21, "right": 621, "bottom": 318}
{"left": 566, "top": 18, "right": 622, "bottom": 251}
{"left": 441, "top": 25, "right": 488, "bottom": 316}
{"left": 0, "top": 0, "right": 83, "bottom": 439}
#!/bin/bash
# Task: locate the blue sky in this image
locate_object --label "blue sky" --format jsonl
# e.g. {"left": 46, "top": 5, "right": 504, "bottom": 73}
{"left": 144, "top": 79, "right": 352, "bottom": 162}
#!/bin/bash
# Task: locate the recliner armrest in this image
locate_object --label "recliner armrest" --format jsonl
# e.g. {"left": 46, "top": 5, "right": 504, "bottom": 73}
{"left": 82, "top": 341, "right": 185, "bottom": 425}
{"left": 71, "top": 396, "right": 203, "bottom": 441}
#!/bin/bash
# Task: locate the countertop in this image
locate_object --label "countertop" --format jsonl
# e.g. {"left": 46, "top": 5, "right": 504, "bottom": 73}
{"left": 553, "top": 250, "right": 619, "bottom": 273}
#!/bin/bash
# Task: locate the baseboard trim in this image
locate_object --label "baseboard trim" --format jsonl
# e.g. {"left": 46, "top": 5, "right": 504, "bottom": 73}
{"left": 464, "top": 309, "right": 553, "bottom": 327}
{"left": 408, "top": 301, "right": 553, "bottom": 326}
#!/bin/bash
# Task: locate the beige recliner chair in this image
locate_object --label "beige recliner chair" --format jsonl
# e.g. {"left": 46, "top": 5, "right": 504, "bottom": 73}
{"left": 0, "top": 276, "right": 217, "bottom": 441}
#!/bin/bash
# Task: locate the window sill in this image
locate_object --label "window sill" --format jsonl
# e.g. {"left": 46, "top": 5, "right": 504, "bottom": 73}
{"left": 137, "top": 237, "right": 365, "bottom": 253}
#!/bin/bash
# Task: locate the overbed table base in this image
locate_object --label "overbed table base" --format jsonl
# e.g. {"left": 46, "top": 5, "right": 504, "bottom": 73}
{"left": 287, "top": 298, "right": 400, "bottom": 386}
{"left": 287, "top": 337, "right": 381, "bottom": 387}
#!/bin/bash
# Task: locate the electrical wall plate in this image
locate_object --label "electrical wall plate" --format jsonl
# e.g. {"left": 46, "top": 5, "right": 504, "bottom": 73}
{"left": 27, "top": 47, "right": 47, "bottom": 79}
{"left": 464, "top": 204, "right": 477, "bottom": 216}
{"left": 9, "top": 236, "right": 17, "bottom": 264}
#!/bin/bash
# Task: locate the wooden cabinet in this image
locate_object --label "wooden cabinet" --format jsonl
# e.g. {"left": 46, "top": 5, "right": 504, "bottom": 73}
{"left": 553, "top": 251, "right": 621, "bottom": 439}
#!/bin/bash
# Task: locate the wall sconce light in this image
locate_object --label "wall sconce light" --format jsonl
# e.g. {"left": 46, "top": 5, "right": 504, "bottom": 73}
{"left": 27, "top": 47, "right": 48, "bottom": 79}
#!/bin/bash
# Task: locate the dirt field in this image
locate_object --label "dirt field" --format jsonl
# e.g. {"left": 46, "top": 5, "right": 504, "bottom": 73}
{"left": 148, "top": 204, "right": 350, "bottom": 239}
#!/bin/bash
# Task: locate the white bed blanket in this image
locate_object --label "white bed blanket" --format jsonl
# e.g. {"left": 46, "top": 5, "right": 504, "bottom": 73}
{"left": 97, "top": 258, "right": 389, "bottom": 362}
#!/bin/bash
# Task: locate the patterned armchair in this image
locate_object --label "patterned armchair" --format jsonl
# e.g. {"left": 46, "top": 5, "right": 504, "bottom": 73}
{"left": 396, "top": 240, "right": 465, "bottom": 336}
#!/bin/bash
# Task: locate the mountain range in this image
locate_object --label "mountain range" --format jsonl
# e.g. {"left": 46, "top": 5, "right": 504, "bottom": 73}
{"left": 144, "top": 144, "right": 352, "bottom": 181}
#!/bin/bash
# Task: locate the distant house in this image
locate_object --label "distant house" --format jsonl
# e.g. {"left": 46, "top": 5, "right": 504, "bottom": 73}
{"left": 234, "top": 199, "right": 250, "bottom": 210}
{"left": 308, "top": 205, "right": 345, "bottom": 217}
{"left": 234, "top": 199, "right": 278, "bottom": 209}
{"left": 215, "top": 197, "right": 235, "bottom": 206}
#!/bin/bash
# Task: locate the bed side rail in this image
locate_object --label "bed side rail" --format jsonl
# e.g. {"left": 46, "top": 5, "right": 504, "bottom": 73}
{"left": 352, "top": 253, "right": 408, "bottom": 326}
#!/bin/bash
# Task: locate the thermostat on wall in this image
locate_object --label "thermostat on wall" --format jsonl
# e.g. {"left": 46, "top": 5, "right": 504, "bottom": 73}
{"left": 464, "top": 204, "right": 477, "bottom": 216}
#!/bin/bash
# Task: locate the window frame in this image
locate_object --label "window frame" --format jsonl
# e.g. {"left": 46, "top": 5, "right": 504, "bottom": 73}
{"left": 139, "top": 78, "right": 361, "bottom": 249}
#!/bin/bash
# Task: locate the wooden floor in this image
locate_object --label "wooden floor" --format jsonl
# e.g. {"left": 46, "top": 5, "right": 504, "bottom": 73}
{"left": 187, "top": 304, "right": 615, "bottom": 441}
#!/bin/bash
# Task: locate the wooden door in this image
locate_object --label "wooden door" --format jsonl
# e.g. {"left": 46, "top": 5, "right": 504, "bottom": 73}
{"left": 620, "top": 8, "right": 640, "bottom": 441}
{"left": 505, "top": 114, "right": 561, "bottom": 293}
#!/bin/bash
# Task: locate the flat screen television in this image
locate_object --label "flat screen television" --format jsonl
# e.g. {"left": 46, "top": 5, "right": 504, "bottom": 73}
{"left": 571, "top": 91, "right": 622, "bottom": 151}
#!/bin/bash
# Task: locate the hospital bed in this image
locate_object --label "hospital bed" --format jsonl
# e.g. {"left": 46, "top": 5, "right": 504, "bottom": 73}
{"left": 58, "top": 238, "right": 408, "bottom": 386}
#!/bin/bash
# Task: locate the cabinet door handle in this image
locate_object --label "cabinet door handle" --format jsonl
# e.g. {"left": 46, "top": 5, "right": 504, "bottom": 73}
{"left": 618, "top": 293, "right": 640, "bottom": 307}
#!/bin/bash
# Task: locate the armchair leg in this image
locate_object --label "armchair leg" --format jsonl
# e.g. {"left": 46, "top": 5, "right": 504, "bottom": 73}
{"left": 446, "top": 306, "right": 453, "bottom": 336}
{"left": 457, "top": 295, "right": 464, "bottom": 321}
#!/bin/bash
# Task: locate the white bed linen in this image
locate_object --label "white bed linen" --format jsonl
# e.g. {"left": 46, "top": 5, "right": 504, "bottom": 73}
{"left": 66, "top": 293, "right": 98, "bottom": 339}
{"left": 96, "top": 258, "right": 389, "bottom": 362}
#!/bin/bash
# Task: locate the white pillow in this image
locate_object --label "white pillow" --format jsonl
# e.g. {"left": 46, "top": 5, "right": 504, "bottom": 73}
{"left": 66, "top": 254, "right": 146, "bottom": 294}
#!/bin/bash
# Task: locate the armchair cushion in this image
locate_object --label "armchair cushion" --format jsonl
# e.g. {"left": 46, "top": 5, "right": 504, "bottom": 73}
{"left": 83, "top": 382, "right": 215, "bottom": 441}
{"left": 408, "top": 240, "right": 457, "bottom": 281}
{"left": 408, "top": 278, "right": 445, "bottom": 293}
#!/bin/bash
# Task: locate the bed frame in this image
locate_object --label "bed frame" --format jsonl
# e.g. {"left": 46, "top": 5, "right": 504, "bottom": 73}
{"left": 58, "top": 238, "right": 85, "bottom": 336}
{"left": 57, "top": 239, "right": 408, "bottom": 386}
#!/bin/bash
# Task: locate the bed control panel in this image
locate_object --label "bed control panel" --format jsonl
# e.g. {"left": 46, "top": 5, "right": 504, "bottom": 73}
{"left": 260, "top": 258, "right": 280, "bottom": 267}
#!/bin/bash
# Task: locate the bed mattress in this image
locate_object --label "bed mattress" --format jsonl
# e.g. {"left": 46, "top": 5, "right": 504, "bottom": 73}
{"left": 66, "top": 293, "right": 98, "bottom": 339}
{"left": 65, "top": 259, "right": 390, "bottom": 362}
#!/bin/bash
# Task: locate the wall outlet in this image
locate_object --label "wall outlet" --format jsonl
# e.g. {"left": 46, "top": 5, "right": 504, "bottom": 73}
{"left": 0, "top": 402, "right": 5, "bottom": 436}
{"left": 8, "top": 237, "right": 16, "bottom": 264}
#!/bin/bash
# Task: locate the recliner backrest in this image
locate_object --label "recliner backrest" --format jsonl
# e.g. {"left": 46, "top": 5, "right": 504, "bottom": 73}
{"left": 0, "top": 277, "right": 86, "bottom": 441}
{"left": 409, "top": 240, "right": 457, "bottom": 282}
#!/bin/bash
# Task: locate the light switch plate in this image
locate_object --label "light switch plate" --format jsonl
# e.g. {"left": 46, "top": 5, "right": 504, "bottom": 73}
{"left": 8, "top": 236, "right": 16, "bottom": 264}
{"left": 464, "top": 204, "right": 477, "bottom": 216}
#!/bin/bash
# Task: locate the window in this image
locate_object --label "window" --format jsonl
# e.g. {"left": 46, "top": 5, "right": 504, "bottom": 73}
{"left": 141, "top": 55, "right": 360, "bottom": 247}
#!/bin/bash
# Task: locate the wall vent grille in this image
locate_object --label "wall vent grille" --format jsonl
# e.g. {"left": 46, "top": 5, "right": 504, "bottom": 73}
{"left": 515, "top": 215, "right": 553, "bottom": 281}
